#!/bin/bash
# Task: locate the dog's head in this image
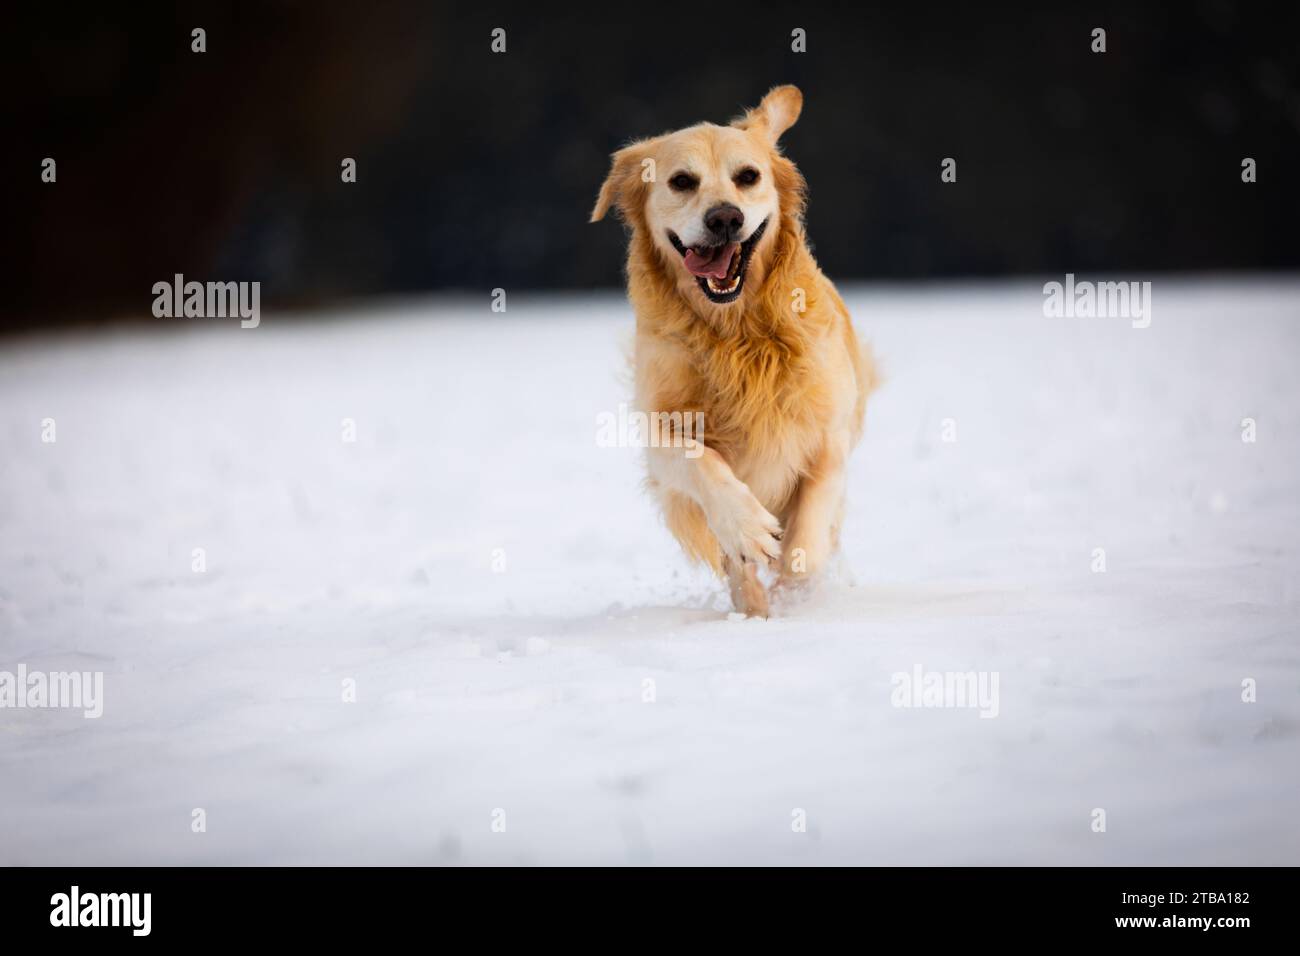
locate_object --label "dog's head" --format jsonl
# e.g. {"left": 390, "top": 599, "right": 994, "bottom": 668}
{"left": 591, "top": 86, "right": 806, "bottom": 308}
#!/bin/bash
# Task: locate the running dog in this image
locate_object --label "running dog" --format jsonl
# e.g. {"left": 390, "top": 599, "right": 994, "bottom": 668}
{"left": 592, "top": 85, "right": 875, "bottom": 616}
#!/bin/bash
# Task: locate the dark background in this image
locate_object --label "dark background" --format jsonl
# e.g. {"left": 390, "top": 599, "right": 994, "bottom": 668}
{"left": 9, "top": 0, "right": 1299, "bottom": 329}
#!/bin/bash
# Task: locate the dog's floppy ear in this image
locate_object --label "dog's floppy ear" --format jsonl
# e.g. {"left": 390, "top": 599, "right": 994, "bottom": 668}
{"left": 590, "top": 139, "right": 655, "bottom": 223}
{"left": 732, "top": 85, "right": 803, "bottom": 145}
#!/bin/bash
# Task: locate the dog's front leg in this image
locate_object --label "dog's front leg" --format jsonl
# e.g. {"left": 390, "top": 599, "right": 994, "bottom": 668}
{"left": 724, "top": 555, "right": 770, "bottom": 618}
{"left": 647, "top": 444, "right": 782, "bottom": 612}
{"left": 780, "top": 429, "right": 851, "bottom": 586}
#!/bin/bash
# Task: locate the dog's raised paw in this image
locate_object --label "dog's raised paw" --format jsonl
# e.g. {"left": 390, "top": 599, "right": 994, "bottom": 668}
{"left": 711, "top": 489, "right": 782, "bottom": 570}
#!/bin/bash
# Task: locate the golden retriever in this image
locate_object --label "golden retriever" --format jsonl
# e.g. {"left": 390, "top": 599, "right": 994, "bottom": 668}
{"left": 592, "top": 85, "right": 875, "bottom": 617}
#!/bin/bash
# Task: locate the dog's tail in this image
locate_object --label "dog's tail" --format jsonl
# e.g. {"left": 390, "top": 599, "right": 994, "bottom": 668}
{"left": 859, "top": 340, "right": 881, "bottom": 399}
{"left": 848, "top": 328, "right": 880, "bottom": 444}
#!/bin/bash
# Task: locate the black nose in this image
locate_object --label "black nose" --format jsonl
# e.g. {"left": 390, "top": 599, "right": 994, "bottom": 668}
{"left": 704, "top": 204, "right": 744, "bottom": 242}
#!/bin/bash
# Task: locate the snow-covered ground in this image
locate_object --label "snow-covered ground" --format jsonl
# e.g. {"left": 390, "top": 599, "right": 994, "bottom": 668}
{"left": 2, "top": 279, "right": 1298, "bottom": 865}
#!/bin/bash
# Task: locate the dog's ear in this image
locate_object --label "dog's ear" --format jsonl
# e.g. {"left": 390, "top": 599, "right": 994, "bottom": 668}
{"left": 732, "top": 85, "right": 803, "bottom": 145}
{"left": 590, "top": 139, "right": 655, "bottom": 223}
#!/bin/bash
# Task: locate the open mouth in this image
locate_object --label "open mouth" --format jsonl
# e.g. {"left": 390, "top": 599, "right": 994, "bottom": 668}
{"left": 667, "top": 218, "right": 769, "bottom": 304}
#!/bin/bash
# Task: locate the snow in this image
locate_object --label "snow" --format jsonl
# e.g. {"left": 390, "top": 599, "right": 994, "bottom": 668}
{"left": 1, "top": 279, "right": 1298, "bottom": 865}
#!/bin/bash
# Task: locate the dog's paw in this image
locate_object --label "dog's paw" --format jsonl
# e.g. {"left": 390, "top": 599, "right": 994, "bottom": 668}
{"left": 711, "top": 486, "right": 782, "bottom": 569}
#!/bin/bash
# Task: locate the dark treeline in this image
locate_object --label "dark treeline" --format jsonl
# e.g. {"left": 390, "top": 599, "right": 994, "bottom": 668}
{"left": 9, "top": 0, "right": 1299, "bottom": 327}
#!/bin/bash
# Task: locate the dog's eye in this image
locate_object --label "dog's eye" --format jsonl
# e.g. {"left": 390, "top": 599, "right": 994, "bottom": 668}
{"left": 734, "top": 167, "right": 760, "bottom": 187}
{"left": 668, "top": 173, "right": 698, "bottom": 192}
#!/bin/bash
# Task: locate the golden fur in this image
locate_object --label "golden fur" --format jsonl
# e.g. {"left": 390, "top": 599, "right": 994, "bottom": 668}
{"left": 592, "top": 86, "right": 875, "bottom": 616}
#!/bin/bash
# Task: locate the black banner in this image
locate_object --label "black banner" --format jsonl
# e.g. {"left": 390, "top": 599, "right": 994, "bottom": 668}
{"left": 0, "top": 867, "right": 1287, "bottom": 943}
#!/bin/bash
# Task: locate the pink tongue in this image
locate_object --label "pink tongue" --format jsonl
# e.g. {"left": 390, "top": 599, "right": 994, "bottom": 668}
{"left": 684, "top": 243, "right": 739, "bottom": 279}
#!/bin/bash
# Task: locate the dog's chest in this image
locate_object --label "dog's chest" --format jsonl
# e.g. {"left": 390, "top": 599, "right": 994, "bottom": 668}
{"left": 690, "top": 337, "right": 827, "bottom": 500}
